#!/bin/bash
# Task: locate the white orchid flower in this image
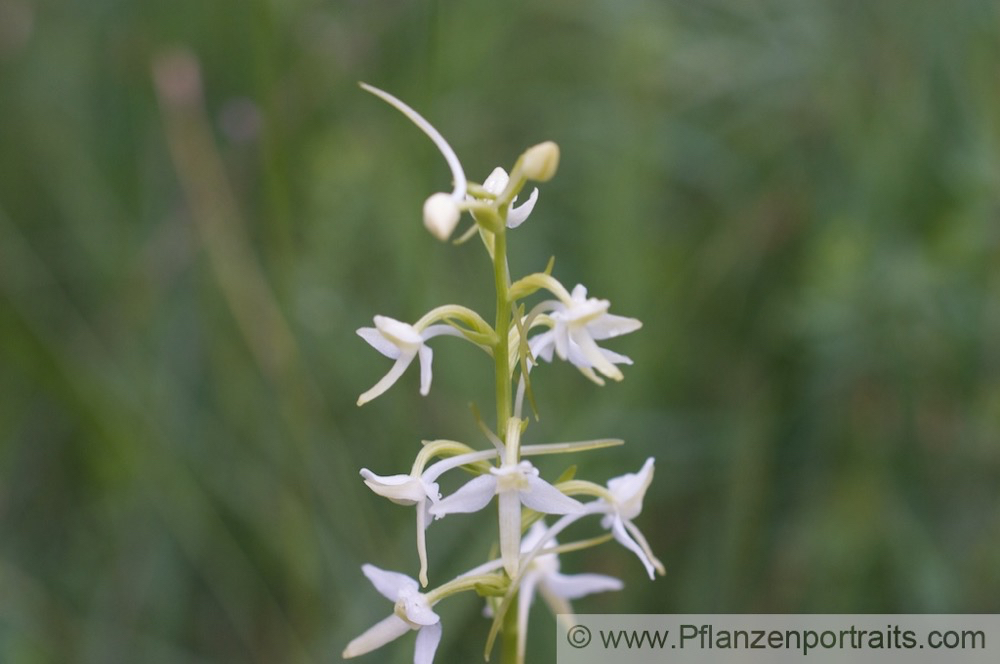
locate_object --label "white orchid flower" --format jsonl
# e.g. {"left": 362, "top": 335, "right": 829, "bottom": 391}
{"left": 599, "top": 457, "right": 664, "bottom": 579}
{"left": 356, "top": 315, "right": 462, "bottom": 406}
{"left": 360, "top": 469, "right": 440, "bottom": 587}
{"left": 529, "top": 284, "right": 641, "bottom": 384}
{"left": 512, "top": 521, "right": 623, "bottom": 662}
{"left": 343, "top": 564, "right": 442, "bottom": 664}
{"left": 430, "top": 458, "right": 583, "bottom": 577}
{"left": 360, "top": 448, "right": 498, "bottom": 586}
{"left": 480, "top": 166, "right": 539, "bottom": 229}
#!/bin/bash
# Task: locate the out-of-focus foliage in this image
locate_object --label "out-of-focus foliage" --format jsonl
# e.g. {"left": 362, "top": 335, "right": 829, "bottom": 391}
{"left": 1, "top": 0, "right": 998, "bottom": 661}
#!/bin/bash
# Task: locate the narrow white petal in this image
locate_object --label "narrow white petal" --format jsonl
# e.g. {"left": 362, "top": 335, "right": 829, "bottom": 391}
{"left": 544, "top": 572, "right": 624, "bottom": 600}
{"left": 572, "top": 331, "right": 623, "bottom": 381}
{"left": 528, "top": 329, "right": 556, "bottom": 363}
{"left": 554, "top": 321, "right": 571, "bottom": 361}
{"left": 414, "top": 621, "right": 442, "bottom": 664}
{"left": 623, "top": 518, "right": 665, "bottom": 576}
{"left": 520, "top": 476, "right": 585, "bottom": 515}
{"left": 343, "top": 614, "right": 410, "bottom": 658}
{"left": 362, "top": 564, "right": 418, "bottom": 601}
{"left": 357, "top": 327, "right": 402, "bottom": 359}
{"left": 577, "top": 365, "right": 606, "bottom": 386}
{"left": 357, "top": 353, "right": 417, "bottom": 406}
{"left": 506, "top": 187, "right": 538, "bottom": 229}
{"left": 499, "top": 489, "right": 522, "bottom": 577}
{"left": 429, "top": 474, "right": 497, "bottom": 517}
{"left": 610, "top": 518, "right": 656, "bottom": 579}
{"left": 564, "top": 337, "right": 595, "bottom": 371}
{"left": 587, "top": 313, "right": 642, "bottom": 340}
{"left": 600, "top": 347, "right": 634, "bottom": 366}
{"left": 360, "top": 83, "right": 467, "bottom": 201}
{"left": 418, "top": 345, "right": 433, "bottom": 396}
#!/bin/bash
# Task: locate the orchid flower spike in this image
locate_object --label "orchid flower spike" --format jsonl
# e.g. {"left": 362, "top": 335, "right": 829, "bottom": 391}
{"left": 356, "top": 316, "right": 462, "bottom": 406}
{"left": 600, "top": 457, "right": 665, "bottom": 579}
{"left": 343, "top": 565, "right": 442, "bottom": 664}
{"left": 480, "top": 167, "right": 539, "bottom": 229}
{"left": 529, "top": 284, "right": 642, "bottom": 384}
{"left": 513, "top": 521, "right": 623, "bottom": 662}
{"left": 430, "top": 458, "right": 584, "bottom": 577}
{"left": 360, "top": 83, "right": 467, "bottom": 241}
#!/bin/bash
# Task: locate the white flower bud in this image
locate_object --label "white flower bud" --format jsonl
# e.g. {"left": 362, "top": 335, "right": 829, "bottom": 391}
{"left": 422, "top": 192, "right": 461, "bottom": 241}
{"left": 521, "top": 141, "right": 560, "bottom": 182}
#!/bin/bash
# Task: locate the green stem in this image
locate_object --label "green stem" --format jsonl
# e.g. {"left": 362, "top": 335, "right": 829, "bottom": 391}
{"left": 493, "top": 227, "right": 511, "bottom": 435}
{"left": 492, "top": 222, "right": 519, "bottom": 662}
{"left": 500, "top": 590, "right": 519, "bottom": 664}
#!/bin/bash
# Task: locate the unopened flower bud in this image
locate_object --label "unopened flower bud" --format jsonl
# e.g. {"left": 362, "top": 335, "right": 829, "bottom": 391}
{"left": 422, "top": 192, "right": 460, "bottom": 241}
{"left": 521, "top": 141, "right": 560, "bottom": 182}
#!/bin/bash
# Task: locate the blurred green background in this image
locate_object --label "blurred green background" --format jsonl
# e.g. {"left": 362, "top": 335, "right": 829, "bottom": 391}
{"left": 2, "top": 0, "right": 999, "bottom": 661}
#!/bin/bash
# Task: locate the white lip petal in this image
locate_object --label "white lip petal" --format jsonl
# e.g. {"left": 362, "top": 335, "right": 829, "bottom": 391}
{"left": 429, "top": 474, "right": 498, "bottom": 517}
{"left": 416, "top": 499, "right": 430, "bottom": 587}
{"left": 413, "top": 620, "right": 443, "bottom": 664}
{"left": 357, "top": 353, "right": 417, "bottom": 406}
{"left": 362, "top": 564, "right": 419, "bottom": 601}
{"left": 499, "top": 489, "right": 523, "bottom": 577}
{"left": 343, "top": 613, "right": 411, "bottom": 659}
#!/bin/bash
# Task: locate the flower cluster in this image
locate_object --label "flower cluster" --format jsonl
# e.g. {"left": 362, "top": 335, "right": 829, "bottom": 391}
{"left": 345, "top": 84, "right": 663, "bottom": 664}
